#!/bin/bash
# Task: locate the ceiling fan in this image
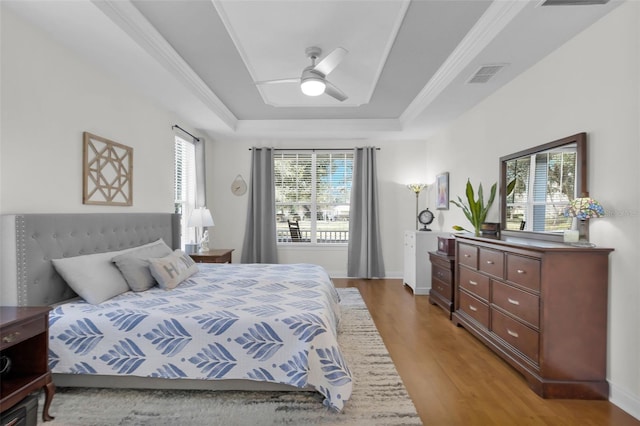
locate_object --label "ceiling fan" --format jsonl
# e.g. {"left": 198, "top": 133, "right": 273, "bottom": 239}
{"left": 255, "top": 46, "right": 349, "bottom": 102}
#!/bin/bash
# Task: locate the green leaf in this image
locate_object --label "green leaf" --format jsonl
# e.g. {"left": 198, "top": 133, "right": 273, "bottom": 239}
{"left": 451, "top": 178, "right": 497, "bottom": 233}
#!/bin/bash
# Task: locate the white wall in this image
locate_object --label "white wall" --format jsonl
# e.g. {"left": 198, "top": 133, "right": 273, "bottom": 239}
{"left": 0, "top": 7, "right": 181, "bottom": 214}
{"left": 207, "top": 138, "right": 430, "bottom": 277}
{"left": 424, "top": 2, "right": 640, "bottom": 418}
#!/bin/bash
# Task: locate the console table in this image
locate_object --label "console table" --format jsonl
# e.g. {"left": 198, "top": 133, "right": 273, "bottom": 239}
{"left": 452, "top": 234, "right": 613, "bottom": 399}
{"left": 0, "top": 306, "right": 55, "bottom": 421}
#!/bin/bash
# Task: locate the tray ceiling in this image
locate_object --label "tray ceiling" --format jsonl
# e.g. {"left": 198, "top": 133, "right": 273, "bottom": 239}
{"left": 4, "top": 0, "right": 623, "bottom": 140}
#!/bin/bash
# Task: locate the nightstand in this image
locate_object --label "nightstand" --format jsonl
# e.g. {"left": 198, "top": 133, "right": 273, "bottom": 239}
{"left": 428, "top": 251, "right": 456, "bottom": 318}
{"left": 0, "top": 306, "right": 55, "bottom": 422}
{"left": 189, "top": 248, "right": 234, "bottom": 264}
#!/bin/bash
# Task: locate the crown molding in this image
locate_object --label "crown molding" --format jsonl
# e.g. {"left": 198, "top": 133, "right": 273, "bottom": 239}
{"left": 235, "top": 118, "right": 402, "bottom": 137}
{"left": 400, "top": 0, "right": 529, "bottom": 127}
{"left": 92, "top": 0, "right": 238, "bottom": 131}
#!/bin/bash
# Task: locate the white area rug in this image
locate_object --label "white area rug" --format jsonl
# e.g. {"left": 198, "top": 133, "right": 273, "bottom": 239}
{"left": 38, "top": 288, "right": 420, "bottom": 425}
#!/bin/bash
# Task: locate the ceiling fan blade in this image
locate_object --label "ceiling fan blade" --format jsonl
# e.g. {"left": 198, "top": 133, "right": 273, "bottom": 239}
{"left": 255, "top": 78, "right": 299, "bottom": 85}
{"left": 313, "top": 47, "right": 348, "bottom": 76}
{"left": 324, "top": 81, "right": 348, "bottom": 102}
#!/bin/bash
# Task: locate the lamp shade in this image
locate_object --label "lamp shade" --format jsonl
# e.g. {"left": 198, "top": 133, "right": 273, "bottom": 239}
{"left": 563, "top": 197, "right": 605, "bottom": 220}
{"left": 300, "top": 78, "right": 326, "bottom": 96}
{"left": 407, "top": 183, "right": 427, "bottom": 194}
{"left": 188, "top": 207, "right": 214, "bottom": 228}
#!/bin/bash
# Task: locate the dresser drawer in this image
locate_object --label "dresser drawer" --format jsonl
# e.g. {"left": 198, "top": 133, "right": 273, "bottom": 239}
{"left": 492, "top": 308, "right": 539, "bottom": 363}
{"left": 459, "top": 291, "right": 489, "bottom": 328}
{"left": 458, "top": 243, "right": 478, "bottom": 269}
{"left": 432, "top": 264, "right": 452, "bottom": 285}
{"left": 431, "top": 277, "right": 452, "bottom": 299}
{"left": 459, "top": 267, "right": 489, "bottom": 301}
{"left": 492, "top": 281, "right": 540, "bottom": 328}
{"left": 404, "top": 232, "right": 415, "bottom": 247}
{"left": 506, "top": 254, "right": 541, "bottom": 292}
{"left": 479, "top": 248, "right": 504, "bottom": 278}
{"left": 0, "top": 316, "right": 46, "bottom": 351}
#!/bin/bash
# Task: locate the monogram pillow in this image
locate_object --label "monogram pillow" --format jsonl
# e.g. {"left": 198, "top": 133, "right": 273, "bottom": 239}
{"left": 148, "top": 250, "right": 199, "bottom": 290}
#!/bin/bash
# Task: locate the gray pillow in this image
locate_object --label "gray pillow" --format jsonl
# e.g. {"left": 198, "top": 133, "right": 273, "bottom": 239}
{"left": 52, "top": 250, "right": 130, "bottom": 305}
{"left": 112, "top": 239, "right": 173, "bottom": 292}
{"left": 148, "top": 250, "right": 199, "bottom": 290}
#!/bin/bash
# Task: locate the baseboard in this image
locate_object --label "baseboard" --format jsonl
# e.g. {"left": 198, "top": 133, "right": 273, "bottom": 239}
{"left": 610, "top": 382, "right": 640, "bottom": 420}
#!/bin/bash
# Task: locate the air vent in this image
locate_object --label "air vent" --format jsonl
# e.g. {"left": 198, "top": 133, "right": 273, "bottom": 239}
{"left": 467, "top": 64, "right": 507, "bottom": 84}
{"left": 541, "top": 0, "right": 609, "bottom": 6}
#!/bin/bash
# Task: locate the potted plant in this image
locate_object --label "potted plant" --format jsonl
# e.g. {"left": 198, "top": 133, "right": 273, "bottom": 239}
{"left": 451, "top": 179, "right": 497, "bottom": 237}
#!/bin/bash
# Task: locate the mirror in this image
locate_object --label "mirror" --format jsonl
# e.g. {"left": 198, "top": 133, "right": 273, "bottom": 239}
{"left": 499, "top": 133, "right": 587, "bottom": 241}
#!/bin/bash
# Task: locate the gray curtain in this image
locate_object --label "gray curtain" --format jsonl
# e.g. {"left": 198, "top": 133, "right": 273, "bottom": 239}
{"left": 347, "top": 147, "right": 385, "bottom": 278}
{"left": 194, "top": 138, "right": 206, "bottom": 208}
{"left": 241, "top": 148, "right": 278, "bottom": 264}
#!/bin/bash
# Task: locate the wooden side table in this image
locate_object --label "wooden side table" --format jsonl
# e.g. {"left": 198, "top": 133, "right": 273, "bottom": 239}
{"left": 189, "top": 248, "right": 234, "bottom": 264}
{"left": 0, "top": 306, "right": 55, "bottom": 421}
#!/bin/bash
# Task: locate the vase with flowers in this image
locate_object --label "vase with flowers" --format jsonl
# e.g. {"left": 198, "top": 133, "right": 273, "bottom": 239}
{"left": 451, "top": 179, "right": 497, "bottom": 237}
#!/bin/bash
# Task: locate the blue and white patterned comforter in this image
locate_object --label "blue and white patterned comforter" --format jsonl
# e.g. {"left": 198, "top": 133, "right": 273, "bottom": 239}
{"left": 48, "top": 263, "right": 353, "bottom": 411}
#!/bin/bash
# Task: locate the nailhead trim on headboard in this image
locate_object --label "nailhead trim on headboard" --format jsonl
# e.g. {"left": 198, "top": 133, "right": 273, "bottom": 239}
{"left": 8, "top": 213, "right": 181, "bottom": 306}
{"left": 16, "top": 215, "right": 27, "bottom": 306}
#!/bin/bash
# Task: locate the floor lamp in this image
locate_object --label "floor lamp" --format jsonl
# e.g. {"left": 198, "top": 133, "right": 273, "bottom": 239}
{"left": 407, "top": 183, "right": 427, "bottom": 230}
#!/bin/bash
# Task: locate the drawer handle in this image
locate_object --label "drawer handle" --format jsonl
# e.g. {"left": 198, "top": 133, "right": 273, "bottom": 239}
{"left": 468, "top": 305, "right": 478, "bottom": 312}
{"left": 517, "top": 269, "right": 525, "bottom": 274}
{"left": 507, "top": 329, "right": 519, "bottom": 338}
{"left": 468, "top": 280, "right": 478, "bottom": 286}
{"left": 507, "top": 298, "right": 520, "bottom": 306}
{"left": 2, "top": 332, "right": 20, "bottom": 343}
{"left": 486, "top": 260, "right": 494, "bottom": 265}
{"left": 464, "top": 254, "right": 471, "bottom": 258}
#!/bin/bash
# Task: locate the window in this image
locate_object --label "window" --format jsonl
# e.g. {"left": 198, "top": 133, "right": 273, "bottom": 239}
{"left": 274, "top": 151, "right": 353, "bottom": 244}
{"left": 174, "top": 136, "right": 196, "bottom": 246}
{"left": 505, "top": 149, "right": 576, "bottom": 232}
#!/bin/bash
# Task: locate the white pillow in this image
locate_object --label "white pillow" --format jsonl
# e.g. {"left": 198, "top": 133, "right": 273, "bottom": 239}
{"left": 148, "top": 250, "right": 199, "bottom": 290}
{"left": 112, "top": 239, "right": 173, "bottom": 292}
{"left": 51, "top": 240, "right": 174, "bottom": 304}
{"left": 52, "top": 249, "right": 130, "bottom": 305}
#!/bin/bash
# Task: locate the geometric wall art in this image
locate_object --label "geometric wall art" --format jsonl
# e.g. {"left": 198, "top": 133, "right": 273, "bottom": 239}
{"left": 83, "top": 132, "right": 133, "bottom": 206}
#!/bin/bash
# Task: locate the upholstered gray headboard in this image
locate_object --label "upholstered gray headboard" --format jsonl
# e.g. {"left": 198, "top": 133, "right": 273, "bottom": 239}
{"left": 1, "top": 213, "right": 180, "bottom": 307}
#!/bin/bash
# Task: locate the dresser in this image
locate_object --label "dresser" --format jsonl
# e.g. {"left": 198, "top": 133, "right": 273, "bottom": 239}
{"left": 452, "top": 234, "right": 613, "bottom": 399}
{"left": 428, "top": 251, "right": 456, "bottom": 318}
{"left": 403, "top": 231, "right": 450, "bottom": 295}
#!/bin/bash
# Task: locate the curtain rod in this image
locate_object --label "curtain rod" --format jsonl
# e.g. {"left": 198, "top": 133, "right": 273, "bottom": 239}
{"left": 172, "top": 124, "right": 199, "bottom": 141}
{"left": 248, "top": 147, "right": 380, "bottom": 151}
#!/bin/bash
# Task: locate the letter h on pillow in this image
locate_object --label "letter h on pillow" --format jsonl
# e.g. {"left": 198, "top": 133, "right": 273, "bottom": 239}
{"left": 148, "top": 250, "right": 199, "bottom": 290}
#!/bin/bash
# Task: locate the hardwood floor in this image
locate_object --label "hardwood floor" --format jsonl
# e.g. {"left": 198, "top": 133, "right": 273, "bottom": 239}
{"left": 333, "top": 278, "right": 640, "bottom": 426}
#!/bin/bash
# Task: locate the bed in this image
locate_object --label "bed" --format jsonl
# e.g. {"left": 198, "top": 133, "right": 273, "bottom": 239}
{"left": 0, "top": 213, "right": 352, "bottom": 411}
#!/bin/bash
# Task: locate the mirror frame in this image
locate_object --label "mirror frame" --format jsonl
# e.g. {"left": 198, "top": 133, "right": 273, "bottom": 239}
{"left": 499, "top": 132, "right": 587, "bottom": 242}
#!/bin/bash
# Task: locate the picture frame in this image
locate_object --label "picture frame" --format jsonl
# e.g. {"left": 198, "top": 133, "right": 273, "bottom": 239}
{"left": 436, "top": 172, "right": 449, "bottom": 210}
{"left": 83, "top": 132, "right": 133, "bottom": 206}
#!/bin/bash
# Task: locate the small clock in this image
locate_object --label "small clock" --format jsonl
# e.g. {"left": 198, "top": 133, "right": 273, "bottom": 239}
{"left": 231, "top": 175, "right": 247, "bottom": 196}
{"left": 418, "top": 208, "right": 434, "bottom": 231}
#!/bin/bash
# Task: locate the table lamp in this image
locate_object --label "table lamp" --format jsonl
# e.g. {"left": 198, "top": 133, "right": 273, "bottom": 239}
{"left": 563, "top": 197, "right": 604, "bottom": 247}
{"left": 188, "top": 207, "right": 215, "bottom": 252}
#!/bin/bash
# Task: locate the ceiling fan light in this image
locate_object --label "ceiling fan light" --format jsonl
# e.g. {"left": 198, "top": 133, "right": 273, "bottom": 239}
{"left": 300, "top": 78, "right": 326, "bottom": 96}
